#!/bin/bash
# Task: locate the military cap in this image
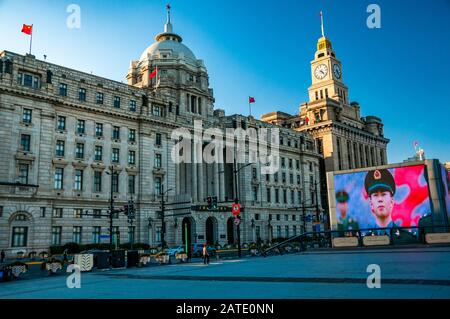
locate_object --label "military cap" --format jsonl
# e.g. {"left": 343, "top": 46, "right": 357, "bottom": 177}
{"left": 336, "top": 190, "right": 349, "bottom": 203}
{"left": 364, "top": 169, "right": 396, "bottom": 196}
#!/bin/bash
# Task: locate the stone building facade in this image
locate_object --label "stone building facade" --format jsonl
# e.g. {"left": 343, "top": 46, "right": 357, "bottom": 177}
{"left": 0, "top": 8, "right": 322, "bottom": 255}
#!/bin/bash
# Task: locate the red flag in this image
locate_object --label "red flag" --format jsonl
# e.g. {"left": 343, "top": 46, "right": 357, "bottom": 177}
{"left": 249, "top": 96, "right": 255, "bottom": 103}
{"left": 305, "top": 116, "right": 309, "bottom": 124}
{"left": 149, "top": 66, "right": 158, "bottom": 79}
{"left": 21, "top": 24, "right": 33, "bottom": 35}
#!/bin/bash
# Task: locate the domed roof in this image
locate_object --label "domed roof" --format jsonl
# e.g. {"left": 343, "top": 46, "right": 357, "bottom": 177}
{"left": 139, "top": 38, "right": 196, "bottom": 63}
{"left": 139, "top": 5, "right": 197, "bottom": 65}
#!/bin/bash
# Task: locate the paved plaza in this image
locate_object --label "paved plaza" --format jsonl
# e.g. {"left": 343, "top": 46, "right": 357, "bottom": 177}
{"left": 1, "top": 247, "right": 450, "bottom": 299}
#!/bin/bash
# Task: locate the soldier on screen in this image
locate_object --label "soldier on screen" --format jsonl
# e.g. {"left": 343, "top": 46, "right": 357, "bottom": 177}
{"left": 336, "top": 190, "right": 359, "bottom": 233}
{"left": 364, "top": 169, "right": 399, "bottom": 235}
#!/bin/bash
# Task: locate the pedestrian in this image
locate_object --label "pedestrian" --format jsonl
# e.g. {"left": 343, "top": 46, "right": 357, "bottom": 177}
{"left": 202, "top": 243, "right": 209, "bottom": 265}
{"left": 1, "top": 250, "right": 5, "bottom": 263}
{"left": 63, "top": 249, "right": 68, "bottom": 262}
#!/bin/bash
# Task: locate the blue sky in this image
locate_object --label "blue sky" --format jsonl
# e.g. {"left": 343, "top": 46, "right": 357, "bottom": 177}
{"left": 1, "top": 0, "right": 449, "bottom": 164}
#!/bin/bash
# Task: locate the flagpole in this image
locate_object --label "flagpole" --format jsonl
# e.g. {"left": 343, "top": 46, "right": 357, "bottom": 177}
{"left": 29, "top": 24, "right": 33, "bottom": 55}
{"left": 249, "top": 100, "right": 251, "bottom": 117}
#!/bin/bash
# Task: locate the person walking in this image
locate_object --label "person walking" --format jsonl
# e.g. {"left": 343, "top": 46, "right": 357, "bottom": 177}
{"left": 202, "top": 243, "right": 209, "bottom": 265}
{"left": 63, "top": 249, "right": 68, "bottom": 262}
{"left": 1, "top": 250, "right": 5, "bottom": 263}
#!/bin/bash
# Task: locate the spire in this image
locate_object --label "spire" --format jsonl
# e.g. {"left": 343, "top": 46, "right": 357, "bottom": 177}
{"left": 164, "top": 4, "right": 173, "bottom": 33}
{"left": 320, "top": 11, "right": 325, "bottom": 37}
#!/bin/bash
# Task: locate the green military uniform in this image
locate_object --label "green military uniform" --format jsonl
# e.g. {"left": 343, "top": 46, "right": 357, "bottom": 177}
{"left": 364, "top": 169, "right": 418, "bottom": 243}
{"left": 336, "top": 190, "right": 359, "bottom": 233}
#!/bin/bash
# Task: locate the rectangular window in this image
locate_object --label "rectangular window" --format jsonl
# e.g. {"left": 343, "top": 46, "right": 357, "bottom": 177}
{"left": 128, "top": 151, "right": 136, "bottom": 165}
{"left": 296, "top": 160, "right": 300, "bottom": 170}
{"left": 40, "top": 207, "right": 46, "bottom": 218}
{"left": 113, "top": 96, "right": 121, "bottom": 108}
{"left": 12, "top": 227, "right": 28, "bottom": 247}
{"left": 18, "top": 72, "right": 40, "bottom": 89}
{"left": 274, "top": 173, "right": 278, "bottom": 183}
{"left": 252, "top": 167, "right": 257, "bottom": 179}
{"left": 288, "top": 159, "right": 292, "bottom": 169}
{"left": 152, "top": 105, "right": 161, "bottom": 116}
{"left": 128, "top": 226, "right": 135, "bottom": 244}
{"left": 18, "top": 164, "right": 29, "bottom": 184}
{"left": 265, "top": 174, "right": 270, "bottom": 182}
{"left": 298, "top": 191, "right": 302, "bottom": 204}
{"left": 155, "top": 133, "right": 162, "bottom": 146}
{"left": 285, "top": 225, "right": 289, "bottom": 238}
{"left": 23, "top": 108, "right": 32, "bottom": 123}
{"left": 113, "top": 126, "right": 120, "bottom": 140}
{"left": 78, "top": 88, "right": 86, "bottom": 101}
{"left": 74, "top": 169, "right": 83, "bottom": 191}
{"left": 297, "top": 175, "right": 301, "bottom": 185}
{"left": 283, "top": 189, "right": 287, "bottom": 203}
{"left": 73, "top": 226, "right": 82, "bottom": 244}
{"left": 92, "top": 226, "right": 101, "bottom": 244}
{"left": 20, "top": 134, "right": 31, "bottom": 152}
{"left": 293, "top": 225, "right": 297, "bottom": 236}
{"left": 156, "top": 227, "right": 161, "bottom": 243}
{"left": 112, "top": 173, "right": 119, "bottom": 193}
{"left": 291, "top": 190, "right": 295, "bottom": 203}
{"left": 252, "top": 186, "right": 258, "bottom": 202}
{"left": 75, "top": 143, "right": 84, "bottom": 159}
{"left": 275, "top": 189, "right": 279, "bottom": 203}
{"left": 112, "top": 226, "right": 120, "bottom": 243}
{"left": 52, "top": 208, "right": 63, "bottom": 218}
{"left": 95, "top": 123, "right": 103, "bottom": 137}
{"left": 57, "top": 116, "right": 66, "bottom": 131}
{"left": 277, "top": 226, "right": 281, "bottom": 238}
{"left": 281, "top": 157, "right": 285, "bottom": 168}
{"left": 155, "top": 177, "right": 162, "bottom": 195}
{"left": 94, "top": 171, "right": 102, "bottom": 192}
{"left": 154, "top": 153, "right": 162, "bottom": 168}
{"left": 256, "top": 226, "right": 261, "bottom": 240}
{"left": 282, "top": 173, "right": 286, "bottom": 183}
{"left": 129, "top": 100, "right": 136, "bottom": 112}
{"left": 292, "top": 214, "right": 296, "bottom": 221}
{"left": 128, "top": 175, "right": 136, "bottom": 194}
{"left": 74, "top": 208, "right": 83, "bottom": 218}
{"left": 59, "top": 83, "right": 67, "bottom": 96}
{"left": 93, "top": 209, "right": 102, "bottom": 218}
{"left": 96, "top": 92, "right": 104, "bottom": 104}
{"left": 289, "top": 174, "right": 294, "bottom": 184}
{"left": 54, "top": 167, "right": 64, "bottom": 189}
{"left": 266, "top": 188, "right": 271, "bottom": 203}
{"left": 52, "top": 226, "right": 62, "bottom": 245}
{"left": 129, "top": 129, "right": 136, "bottom": 142}
{"left": 0, "top": 206, "right": 2, "bottom": 218}
{"left": 94, "top": 146, "right": 103, "bottom": 161}
{"left": 276, "top": 214, "right": 280, "bottom": 221}
{"left": 55, "top": 140, "right": 65, "bottom": 157}
{"left": 77, "top": 119, "right": 85, "bottom": 134}
{"left": 112, "top": 148, "right": 120, "bottom": 163}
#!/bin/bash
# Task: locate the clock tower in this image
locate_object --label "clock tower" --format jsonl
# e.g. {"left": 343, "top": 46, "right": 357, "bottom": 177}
{"left": 308, "top": 13, "right": 348, "bottom": 105}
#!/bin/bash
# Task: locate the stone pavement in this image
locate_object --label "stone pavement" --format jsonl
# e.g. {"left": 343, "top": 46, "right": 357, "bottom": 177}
{"left": 1, "top": 247, "right": 449, "bottom": 299}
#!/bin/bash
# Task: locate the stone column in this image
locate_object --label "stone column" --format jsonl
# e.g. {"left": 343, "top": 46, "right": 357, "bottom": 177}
{"left": 219, "top": 162, "right": 225, "bottom": 201}
{"left": 191, "top": 140, "right": 198, "bottom": 202}
{"left": 214, "top": 162, "right": 220, "bottom": 198}
{"left": 197, "top": 143, "right": 204, "bottom": 202}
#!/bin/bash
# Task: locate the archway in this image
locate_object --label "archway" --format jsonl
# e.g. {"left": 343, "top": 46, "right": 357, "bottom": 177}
{"left": 205, "top": 216, "right": 217, "bottom": 245}
{"left": 227, "top": 217, "right": 235, "bottom": 244}
{"left": 9, "top": 211, "right": 33, "bottom": 250}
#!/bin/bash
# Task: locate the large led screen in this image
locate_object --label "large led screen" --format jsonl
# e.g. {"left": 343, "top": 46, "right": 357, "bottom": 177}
{"left": 441, "top": 165, "right": 450, "bottom": 221}
{"left": 333, "top": 164, "right": 432, "bottom": 232}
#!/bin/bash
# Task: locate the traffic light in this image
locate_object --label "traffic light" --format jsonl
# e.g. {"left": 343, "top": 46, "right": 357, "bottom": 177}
{"left": 212, "top": 196, "right": 218, "bottom": 210}
{"left": 206, "top": 196, "right": 212, "bottom": 210}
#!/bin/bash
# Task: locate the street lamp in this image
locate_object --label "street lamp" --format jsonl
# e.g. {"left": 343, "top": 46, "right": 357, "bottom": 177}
{"left": 159, "top": 185, "right": 172, "bottom": 249}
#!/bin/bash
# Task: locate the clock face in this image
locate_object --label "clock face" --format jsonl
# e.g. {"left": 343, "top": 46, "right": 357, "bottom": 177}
{"left": 314, "top": 64, "right": 328, "bottom": 80}
{"left": 333, "top": 64, "right": 342, "bottom": 79}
